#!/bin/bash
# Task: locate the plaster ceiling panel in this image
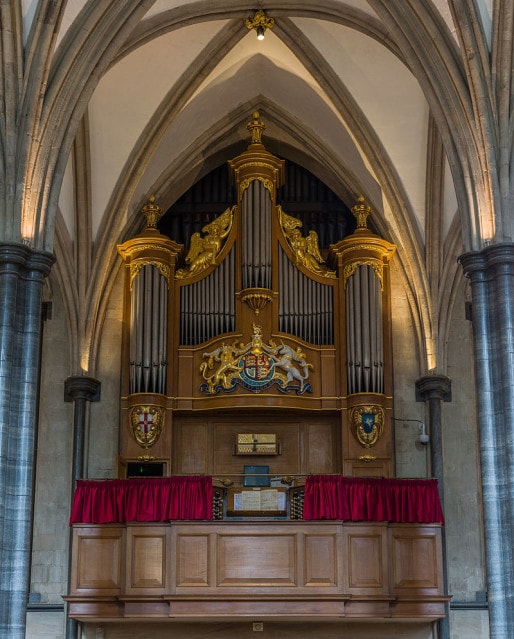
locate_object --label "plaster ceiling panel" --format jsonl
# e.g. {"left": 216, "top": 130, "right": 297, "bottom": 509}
{"left": 430, "top": 1, "right": 457, "bottom": 38}
{"left": 313, "top": 0, "right": 378, "bottom": 17}
{"left": 130, "top": 57, "right": 380, "bottom": 219}
{"left": 58, "top": 157, "right": 76, "bottom": 240}
{"left": 143, "top": 0, "right": 379, "bottom": 20}
{"left": 443, "top": 157, "right": 459, "bottom": 242}
{"left": 294, "top": 17, "right": 429, "bottom": 234}
{"left": 88, "top": 21, "right": 227, "bottom": 239}
{"left": 144, "top": 0, "right": 204, "bottom": 19}
{"left": 184, "top": 28, "right": 379, "bottom": 185}
{"left": 53, "top": 0, "right": 85, "bottom": 48}
{"left": 431, "top": 0, "right": 491, "bottom": 45}
{"left": 188, "top": 29, "right": 326, "bottom": 106}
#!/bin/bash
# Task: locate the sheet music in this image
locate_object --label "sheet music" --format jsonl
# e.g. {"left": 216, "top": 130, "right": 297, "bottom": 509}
{"left": 232, "top": 488, "right": 286, "bottom": 511}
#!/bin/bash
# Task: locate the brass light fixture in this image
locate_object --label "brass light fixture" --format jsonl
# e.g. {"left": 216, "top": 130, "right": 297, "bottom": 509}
{"left": 246, "top": 9, "right": 275, "bottom": 40}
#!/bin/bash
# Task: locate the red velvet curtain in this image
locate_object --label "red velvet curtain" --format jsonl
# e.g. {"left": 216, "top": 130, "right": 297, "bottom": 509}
{"left": 69, "top": 477, "right": 213, "bottom": 524}
{"left": 303, "top": 476, "right": 444, "bottom": 523}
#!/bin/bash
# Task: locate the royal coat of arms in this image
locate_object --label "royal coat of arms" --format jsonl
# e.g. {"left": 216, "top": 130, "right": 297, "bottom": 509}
{"left": 199, "top": 325, "right": 312, "bottom": 395}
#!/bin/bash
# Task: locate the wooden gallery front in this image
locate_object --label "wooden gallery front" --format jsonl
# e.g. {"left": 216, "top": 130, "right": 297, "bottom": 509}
{"left": 65, "top": 114, "right": 447, "bottom": 627}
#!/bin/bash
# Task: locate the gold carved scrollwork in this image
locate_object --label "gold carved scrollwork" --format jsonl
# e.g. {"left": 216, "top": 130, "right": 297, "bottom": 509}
{"left": 279, "top": 207, "right": 336, "bottom": 279}
{"left": 129, "top": 405, "right": 164, "bottom": 449}
{"left": 350, "top": 405, "right": 384, "bottom": 448}
{"left": 239, "top": 288, "right": 274, "bottom": 315}
{"left": 240, "top": 175, "right": 275, "bottom": 201}
{"left": 343, "top": 260, "right": 383, "bottom": 289}
{"left": 175, "top": 206, "right": 235, "bottom": 279}
{"left": 130, "top": 260, "right": 171, "bottom": 289}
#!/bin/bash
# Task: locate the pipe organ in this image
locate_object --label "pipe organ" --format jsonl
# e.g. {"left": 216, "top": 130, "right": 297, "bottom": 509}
{"left": 117, "top": 112, "right": 396, "bottom": 479}
{"left": 69, "top": 115, "right": 449, "bottom": 627}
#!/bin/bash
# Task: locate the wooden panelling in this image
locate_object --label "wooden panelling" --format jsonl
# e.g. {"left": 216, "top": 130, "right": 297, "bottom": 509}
{"left": 126, "top": 526, "right": 168, "bottom": 593}
{"left": 175, "top": 533, "right": 210, "bottom": 587}
{"left": 217, "top": 533, "right": 296, "bottom": 586}
{"left": 390, "top": 526, "right": 443, "bottom": 592}
{"left": 304, "top": 532, "right": 338, "bottom": 586}
{"left": 344, "top": 459, "right": 391, "bottom": 478}
{"left": 212, "top": 421, "right": 301, "bottom": 476}
{"left": 174, "top": 421, "right": 209, "bottom": 474}
{"left": 345, "top": 525, "right": 387, "bottom": 592}
{"left": 71, "top": 526, "right": 123, "bottom": 595}
{"left": 67, "top": 522, "right": 447, "bottom": 622}
{"left": 306, "top": 423, "right": 338, "bottom": 473}
{"left": 173, "top": 415, "right": 340, "bottom": 478}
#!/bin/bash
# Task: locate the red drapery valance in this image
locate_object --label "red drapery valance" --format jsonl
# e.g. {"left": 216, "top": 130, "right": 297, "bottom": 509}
{"left": 69, "top": 476, "right": 213, "bottom": 524}
{"left": 69, "top": 475, "right": 443, "bottom": 525}
{"left": 303, "top": 475, "right": 444, "bottom": 523}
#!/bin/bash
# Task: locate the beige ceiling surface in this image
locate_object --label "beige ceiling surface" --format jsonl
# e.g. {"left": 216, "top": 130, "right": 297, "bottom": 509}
{"left": 11, "top": 0, "right": 498, "bottom": 375}
{"left": 41, "top": 1, "right": 471, "bottom": 251}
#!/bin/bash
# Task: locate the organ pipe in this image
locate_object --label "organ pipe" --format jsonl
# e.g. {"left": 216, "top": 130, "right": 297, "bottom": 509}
{"left": 242, "top": 179, "right": 272, "bottom": 289}
{"left": 331, "top": 196, "right": 396, "bottom": 398}
{"left": 129, "top": 264, "right": 168, "bottom": 394}
{"left": 118, "top": 196, "right": 182, "bottom": 399}
{"left": 346, "top": 264, "right": 383, "bottom": 394}
{"left": 179, "top": 247, "right": 236, "bottom": 345}
{"left": 278, "top": 245, "right": 334, "bottom": 345}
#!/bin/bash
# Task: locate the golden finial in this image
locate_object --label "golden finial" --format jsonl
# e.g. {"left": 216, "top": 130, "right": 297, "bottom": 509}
{"left": 245, "top": 9, "right": 274, "bottom": 40}
{"left": 247, "top": 111, "right": 266, "bottom": 145}
{"left": 141, "top": 196, "right": 162, "bottom": 230}
{"left": 351, "top": 196, "right": 372, "bottom": 229}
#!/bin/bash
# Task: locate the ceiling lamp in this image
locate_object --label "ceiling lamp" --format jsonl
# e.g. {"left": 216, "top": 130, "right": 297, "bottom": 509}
{"left": 246, "top": 9, "right": 275, "bottom": 40}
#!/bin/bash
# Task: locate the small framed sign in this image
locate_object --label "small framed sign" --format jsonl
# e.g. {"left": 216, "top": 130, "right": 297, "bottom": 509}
{"left": 236, "top": 433, "right": 278, "bottom": 455}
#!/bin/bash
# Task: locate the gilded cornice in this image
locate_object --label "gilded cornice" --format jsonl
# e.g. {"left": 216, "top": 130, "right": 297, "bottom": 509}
{"left": 343, "top": 259, "right": 383, "bottom": 289}
{"left": 240, "top": 175, "right": 275, "bottom": 200}
{"left": 130, "top": 259, "right": 171, "bottom": 289}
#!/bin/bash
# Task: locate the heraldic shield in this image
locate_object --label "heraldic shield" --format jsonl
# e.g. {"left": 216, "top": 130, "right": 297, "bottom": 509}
{"left": 129, "top": 405, "right": 164, "bottom": 449}
{"left": 350, "top": 405, "right": 384, "bottom": 448}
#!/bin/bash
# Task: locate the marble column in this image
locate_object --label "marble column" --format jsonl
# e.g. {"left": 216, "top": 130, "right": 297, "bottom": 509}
{"left": 460, "top": 243, "right": 514, "bottom": 639}
{"left": 64, "top": 375, "right": 101, "bottom": 639}
{"left": 0, "top": 243, "right": 54, "bottom": 639}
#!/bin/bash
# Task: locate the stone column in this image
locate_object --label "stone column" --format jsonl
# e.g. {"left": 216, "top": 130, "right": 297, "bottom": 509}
{"left": 460, "top": 243, "right": 514, "bottom": 639}
{"left": 0, "top": 243, "right": 54, "bottom": 639}
{"left": 415, "top": 374, "right": 451, "bottom": 503}
{"left": 64, "top": 375, "right": 101, "bottom": 482}
{"left": 64, "top": 375, "right": 101, "bottom": 639}
{"left": 416, "top": 373, "right": 451, "bottom": 639}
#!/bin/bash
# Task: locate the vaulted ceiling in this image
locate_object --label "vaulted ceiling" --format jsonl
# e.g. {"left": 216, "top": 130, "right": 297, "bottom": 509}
{"left": 12, "top": 1, "right": 498, "bottom": 374}
{"left": 53, "top": 1, "right": 469, "bottom": 251}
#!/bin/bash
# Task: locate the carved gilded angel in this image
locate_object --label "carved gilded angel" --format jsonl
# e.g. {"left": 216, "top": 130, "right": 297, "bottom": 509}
{"left": 176, "top": 206, "right": 235, "bottom": 278}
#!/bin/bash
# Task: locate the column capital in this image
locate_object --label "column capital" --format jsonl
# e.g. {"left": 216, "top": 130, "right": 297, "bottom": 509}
{"left": 415, "top": 374, "right": 452, "bottom": 402}
{"left": 64, "top": 376, "right": 101, "bottom": 402}
{"left": 0, "top": 242, "right": 54, "bottom": 277}
{"left": 459, "top": 243, "right": 514, "bottom": 278}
